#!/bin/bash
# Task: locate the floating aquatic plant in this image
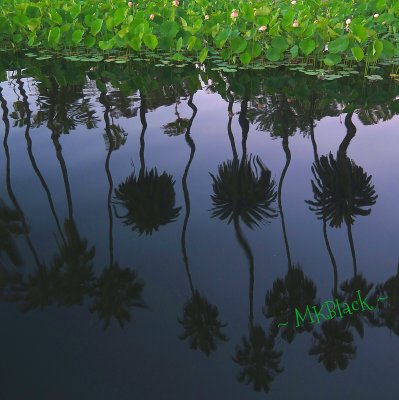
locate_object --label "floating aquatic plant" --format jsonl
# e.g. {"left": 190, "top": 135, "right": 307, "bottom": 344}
{"left": 0, "top": 0, "right": 398, "bottom": 72}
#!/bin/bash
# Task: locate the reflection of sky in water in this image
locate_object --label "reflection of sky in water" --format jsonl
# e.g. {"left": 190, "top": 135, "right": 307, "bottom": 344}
{"left": 0, "top": 73, "right": 398, "bottom": 399}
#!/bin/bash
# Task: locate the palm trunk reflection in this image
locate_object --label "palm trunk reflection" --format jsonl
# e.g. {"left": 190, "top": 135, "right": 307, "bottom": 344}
{"left": 179, "top": 94, "right": 228, "bottom": 356}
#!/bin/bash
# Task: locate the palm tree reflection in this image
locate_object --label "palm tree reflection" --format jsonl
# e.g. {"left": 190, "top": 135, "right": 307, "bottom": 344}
{"left": 307, "top": 113, "right": 377, "bottom": 276}
{"left": 339, "top": 274, "right": 379, "bottom": 338}
{"left": 90, "top": 263, "right": 145, "bottom": 329}
{"left": 1, "top": 79, "right": 145, "bottom": 329}
{"left": 179, "top": 290, "right": 228, "bottom": 356}
{"left": 6, "top": 264, "right": 55, "bottom": 311}
{"left": 28, "top": 73, "right": 95, "bottom": 309}
{"left": 232, "top": 218, "right": 282, "bottom": 394}
{"left": 234, "top": 324, "right": 283, "bottom": 393}
{"left": 179, "top": 95, "right": 228, "bottom": 356}
{"left": 250, "top": 92, "right": 319, "bottom": 344}
{"left": 115, "top": 169, "right": 180, "bottom": 235}
{"left": 51, "top": 219, "right": 95, "bottom": 306}
{"left": 305, "top": 115, "right": 380, "bottom": 371}
{"left": 2, "top": 74, "right": 42, "bottom": 269}
{"left": 305, "top": 93, "right": 339, "bottom": 296}
{"left": 232, "top": 217, "right": 283, "bottom": 393}
{"left": 90, "top": 91, "right": 145, "bottom": 330}
{"left": 0, "top": 75, "right": 54, "bottom": 310}
{"left": 210, "top": 95, "right": 282, "bottom": 392}
{"left": 309, "top": 319, "right": 356, "bottom": 372}
{"left": 210, "top": 93, "right": 277, "bottom": 229}
{"left": 210, "top": 156, "right": 277, "bottom": 228}
{"left": 0, "top": 200, "right": 24, "bottom": 267}
{"left": 374, "top": 262, "right": 399, "bottom": 335}
{"left": 162, "top": 99, "right": 190, "bottom": 136}
{"left": 264, "top": 265, "right": 318, "bottom": 343}
{"left": 114, "top": 91, "right": 181, "bottom": 235}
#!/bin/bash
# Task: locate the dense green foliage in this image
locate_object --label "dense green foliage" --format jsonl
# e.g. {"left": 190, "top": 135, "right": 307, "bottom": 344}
{"left": 1, "top": 0, "right": 399, "bottom": 66}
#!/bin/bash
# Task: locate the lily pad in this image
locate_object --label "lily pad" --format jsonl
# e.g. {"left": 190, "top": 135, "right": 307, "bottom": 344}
{"left": 365, "top": 74, "right": 383, "bottom": 81}
{"left": 36, "top": 55, "right": 53, "bottom": 60}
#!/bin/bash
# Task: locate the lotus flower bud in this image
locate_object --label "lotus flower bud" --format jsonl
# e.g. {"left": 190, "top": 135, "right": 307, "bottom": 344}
{"left": 231, "top": 9, "right": 238, "bottom": 19}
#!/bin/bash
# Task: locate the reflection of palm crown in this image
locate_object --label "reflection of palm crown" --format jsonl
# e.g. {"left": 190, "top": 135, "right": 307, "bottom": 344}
{"left": 90, "top": 262, "right": 145, "bottom": 330}
{"left": 309, "top": 319, "right": 356, "bottom": 372}
{"left": 103, "top": 124, "right": 127, "bottom": 151}
{"left": 374, "top": 263, "right": 399, "bottom": 335}
{"left": 162, "top": 118, "right": 190, "bottom": 136}
{"left": 339, "top": 274, "right": 379, "bottom": 338}
{"left": 114, "top": 168, "right": 181, "bottom": 235}
{"left": 247, "top": 94, "right": 301, "bottom": 138}
{"left": 5, "top": 264, "right": 55, "bottom": 312}
{"left": 179, "top": 290, "right": 228, "bottom": 356}
{"left": 51, "top": 219, "right": 95, "bottom": 306}
{"left": 357, "top": 104, "right": 395, "bottom": 126}
{"left": 307, "top": 153, "right": 377, "bottom": 227}
{"left": 0, "top": 201, "right": 25, "bottom": 266}
{"left": 210, "top": 156, "right": 277, "bottom": 229}
{"left": 233, "top": 324, "right": 283, "bottom": 393}
{"left": 264, "top": 265, "right": 318, "bottom": 343}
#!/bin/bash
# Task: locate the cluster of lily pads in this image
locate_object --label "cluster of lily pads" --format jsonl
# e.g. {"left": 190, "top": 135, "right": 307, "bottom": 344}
{"left": 1, "top": 0, "right": 399, "bottom": 69}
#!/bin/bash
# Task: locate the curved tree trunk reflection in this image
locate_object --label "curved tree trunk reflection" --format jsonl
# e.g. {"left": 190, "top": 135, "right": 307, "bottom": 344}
{"left": 340, "top": 112, "right": 358, "bottom": 277}
{"left": 309, "top": 112, "right": 338, "bottom": 295}
{"left": 181, "top": 94, "right": 197, "bottom": 294}
{"left": 16, "top": 74, "right": 66, "bottom": 247}
{"left": 278, "top": 133, "right": 292, "bottom": 269}
{"left": 1, "top": 77, "right": 41, "bottom": 268}
{"left": 226, "top": 88, "right": 238, "bottom": 161}
{"left": 139, "top": 91, "right": 147, "bottom": 176}
{"left": 48, "top": 77, "right": 74, "bottom": 222}
{"left": 100, "top": 92, "right": 115, "bottom": 267}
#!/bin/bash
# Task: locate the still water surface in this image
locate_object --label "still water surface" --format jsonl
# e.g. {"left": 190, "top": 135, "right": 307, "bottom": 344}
{"left": 0, "top": 59, "right": 398, "bottom": 399}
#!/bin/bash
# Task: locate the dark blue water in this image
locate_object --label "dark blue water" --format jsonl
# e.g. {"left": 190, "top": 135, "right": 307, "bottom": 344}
{"left": 0, "top": 59, "right": 398, "bottom": 399}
